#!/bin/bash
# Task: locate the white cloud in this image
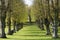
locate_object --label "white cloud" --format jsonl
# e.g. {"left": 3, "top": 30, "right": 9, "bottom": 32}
{"left": 24, "top": 0, "right": 33, "bottom": 6}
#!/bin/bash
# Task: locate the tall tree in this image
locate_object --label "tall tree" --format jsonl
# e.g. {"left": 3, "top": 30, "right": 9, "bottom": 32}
{"left": 11, "top": 0, "right": 27, "bottom": 31}
{"left": 32, "top": 0, "right": 44, "bottom": 30}
{"left": 44, "top": 0, "right": 51, "bottom": 35}
{"left": 51, "top": 0, "right": 59, "bottom": 38}
{"left": 7, "top": 0, "right": 13, "bottom": 35}
{"left": 28, "top": 8, "right": 32, "bottom": 24}
{"left": 0, "top": 0, "right": 7, "bottom": 38}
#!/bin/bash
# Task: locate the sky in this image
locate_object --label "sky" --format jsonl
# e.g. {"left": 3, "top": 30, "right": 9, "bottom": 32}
{"left": 24, "top": 0, "right": 33, "bottom": 6}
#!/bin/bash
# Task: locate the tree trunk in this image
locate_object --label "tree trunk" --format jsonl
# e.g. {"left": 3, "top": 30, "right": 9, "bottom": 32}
{"left": 20, "top": 23, "right": 23, "bottom": 29}
{"left": 8, "top": 17, "right": 12, "bottom": 35}
{"left": 13, "top": 21, "right": 16, "bottom": 33}
{"left": 36, "top": 19, "right": 44, "bottom": 30}
{"left": 52, "top": 20, "right": 58, "bottom": 38}
{"left": 7, "top": 0, "right": 13, "bottom": 35}
{"left": 37, "top": 19, "right": 41, "bottom": 29}
{"left": 0, "top": 17, "right": 6, "bottom": 38}
{"left": 28, "top": 14, "right": 32, "bottom": 24}
{"left": 40, "top": 19, "right": 44, "bottom": 30}
{"left": 51, "top": 0, "right": 59, "bottom": 38}
{"left": 16, "top": 23, "right": 19, "bottom": 31}
{"left": 44, "top": 18, "right": 51, "bottom": 35}
{"left": 0, "top": 0, "right": 7, "bottom": 38}
{"left": 28, "top": 9, "right": 32, "bottom": 24}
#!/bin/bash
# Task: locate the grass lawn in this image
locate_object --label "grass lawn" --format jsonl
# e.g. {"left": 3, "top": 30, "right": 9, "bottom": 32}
{"left": 0, "top": 24, "right": 60, "bottom": 40}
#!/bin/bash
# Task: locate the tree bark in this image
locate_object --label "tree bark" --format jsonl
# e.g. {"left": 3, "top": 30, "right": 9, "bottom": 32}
{"left": 13, "top": 21, "right": 16, "bottom": 33}
{"left": 51, "top": 0, "right": 59, "bottom": 38}
{"left": 7, "top": 0, "right": 13, "bottom": 35}
{"left": 0, "top": 0, "right": 7, "bottom": 38}
{"left": 44, "top": 18, "right": 51, "bottom": 35}
{"left": 8, "top": 17, "right": 12, "bottom": 35}
{"left": 28, "top": 9, "right": 32, "bottom": 24}
{"left": 40, "top": 18, "right": 44, "bottom": 30}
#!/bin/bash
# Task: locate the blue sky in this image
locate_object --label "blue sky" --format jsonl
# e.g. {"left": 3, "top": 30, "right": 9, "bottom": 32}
{"left": 24, "top": 0, "right": 33, "bottom": 6}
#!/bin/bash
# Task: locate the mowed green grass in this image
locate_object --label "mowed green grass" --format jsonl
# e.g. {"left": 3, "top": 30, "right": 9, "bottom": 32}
{"left": 0, "top": 24, "right": 60, "bottom": 40}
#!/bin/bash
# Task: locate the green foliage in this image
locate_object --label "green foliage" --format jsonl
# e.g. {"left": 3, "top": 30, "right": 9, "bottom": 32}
{"left": 31, "top": 0, "right": 45, "bottom": 20}
{"left": 31, "top": 0, "right": 60, "bottom": 20}
{"left": 9, "top": 0, "right": 27, "bottom": 23}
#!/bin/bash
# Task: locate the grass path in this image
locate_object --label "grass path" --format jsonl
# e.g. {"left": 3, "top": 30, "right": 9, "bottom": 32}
{"left": 0, "top": 25, "right": 60, "bottom": 40}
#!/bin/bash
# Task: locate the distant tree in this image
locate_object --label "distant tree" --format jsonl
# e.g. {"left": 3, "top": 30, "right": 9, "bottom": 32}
{"left": 11, "top": 0, "right": 27, "bottom": 31}
{"left": 31, "top": 0, "right": 45, "bottom": 30}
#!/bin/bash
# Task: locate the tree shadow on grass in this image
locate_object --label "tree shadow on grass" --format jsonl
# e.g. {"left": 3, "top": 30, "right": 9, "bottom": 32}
{"left": 19, "top": 34, "right": 51, "bottom": 37}
{"left": 0, "top": 38, "right": 13, "bottom": 40}
{"left": 52, "top": 37, "right": 60, "bottom": 40}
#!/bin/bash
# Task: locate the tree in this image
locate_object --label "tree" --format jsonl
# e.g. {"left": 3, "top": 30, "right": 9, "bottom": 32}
{"left": 7, "top": 0, "right": 13, "bottom": 35}
{"left": 51, "top": 0, "right": 59, "bottom": 38}
{"left": 31, "top": 0, "right": 45, "bottom": 30}
{"left": 0, "top": 0, "right": 8, "bottom": 38}
{"left": 11, "top": 0, "right": 27, "bottom": 32}
{"left": 28, "top": 8, "right": 32, "bottom": 24}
